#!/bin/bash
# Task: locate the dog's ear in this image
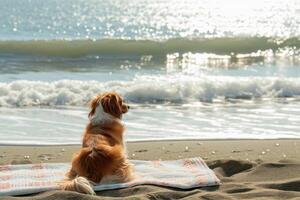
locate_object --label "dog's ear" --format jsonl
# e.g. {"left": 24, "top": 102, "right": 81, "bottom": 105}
{"left": 88, "top": 95, "right": 100, "bottom": 118}
{"left": 101, "top": 93, "right": 123, "bottom": 118}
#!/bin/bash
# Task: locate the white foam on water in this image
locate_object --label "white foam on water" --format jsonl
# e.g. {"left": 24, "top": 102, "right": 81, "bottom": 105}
{"left": 0, "top": 75, "right": 300, "bottom": 107}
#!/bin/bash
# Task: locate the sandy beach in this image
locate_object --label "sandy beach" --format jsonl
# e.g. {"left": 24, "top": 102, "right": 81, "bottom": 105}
{"left": 1, "top": 139, "right": 300, "bottom": 199}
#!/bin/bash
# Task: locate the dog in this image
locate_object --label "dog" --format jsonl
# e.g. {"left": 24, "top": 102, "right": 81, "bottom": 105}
{"left": 60, "top": 92, "right": 133, "bottom": 195}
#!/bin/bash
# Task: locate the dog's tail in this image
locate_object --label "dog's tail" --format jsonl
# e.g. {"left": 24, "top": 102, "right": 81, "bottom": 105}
{"left": 59, "top": 144, "right": 123, "bottom": 194}
{"left": 60, "top": 176, "right": 95, "bottom": 195}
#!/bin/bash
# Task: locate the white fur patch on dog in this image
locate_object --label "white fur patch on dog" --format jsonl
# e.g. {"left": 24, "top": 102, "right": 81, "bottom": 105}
{"left": 89, "top": 103, "right": 117, "bottom": 125}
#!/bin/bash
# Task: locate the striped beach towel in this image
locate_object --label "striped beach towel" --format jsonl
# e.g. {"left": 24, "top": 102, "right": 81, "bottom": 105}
{"left": 0, "top": 157, "right": 220, "bottom": 196}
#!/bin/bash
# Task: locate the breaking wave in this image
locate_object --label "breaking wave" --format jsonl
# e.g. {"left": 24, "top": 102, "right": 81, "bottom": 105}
{"left": 0, "top": 37, "right": 299, "bottom": 57}
{"left": 0, "top": 75, "right": 300, "bottom": 107}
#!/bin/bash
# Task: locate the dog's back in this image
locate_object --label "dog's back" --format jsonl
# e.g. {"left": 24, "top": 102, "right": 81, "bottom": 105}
{"left": 72, "top": 134, "right": 125, "bottom": 183}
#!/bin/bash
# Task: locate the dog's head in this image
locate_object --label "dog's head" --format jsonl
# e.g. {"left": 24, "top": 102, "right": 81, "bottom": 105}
{"left": 88, "top": 92, "right": 129, "bottom": 124}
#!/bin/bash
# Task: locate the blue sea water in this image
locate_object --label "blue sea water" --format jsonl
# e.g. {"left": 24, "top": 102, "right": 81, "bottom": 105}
{"left": 0, "top": 0, "right": 299, "bottom": 144}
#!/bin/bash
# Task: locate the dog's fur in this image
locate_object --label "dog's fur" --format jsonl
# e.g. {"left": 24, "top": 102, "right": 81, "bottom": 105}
{"left": 60, "top": 92, "right": 133, "bottom": 195}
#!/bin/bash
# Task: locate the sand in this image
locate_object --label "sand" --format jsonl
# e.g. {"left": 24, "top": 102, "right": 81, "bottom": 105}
{"left": 0, "top": 139, "right": 300, "bottom": 199}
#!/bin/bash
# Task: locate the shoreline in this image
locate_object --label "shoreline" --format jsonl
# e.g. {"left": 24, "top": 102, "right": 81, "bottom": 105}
{"left": 1, "top": 139, "right": 299, "bottom": 164}
{"left": 1, "top": 137, "right": 300, "bottom": 147}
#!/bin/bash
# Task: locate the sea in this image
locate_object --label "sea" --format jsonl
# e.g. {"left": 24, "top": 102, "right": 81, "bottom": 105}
{"left": 0, "top": 0, "right": 300, "bottom": 145}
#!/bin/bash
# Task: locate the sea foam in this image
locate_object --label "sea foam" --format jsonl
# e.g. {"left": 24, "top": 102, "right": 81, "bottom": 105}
{"left": 1, "top": 75, "right": 300, "bottom": 107}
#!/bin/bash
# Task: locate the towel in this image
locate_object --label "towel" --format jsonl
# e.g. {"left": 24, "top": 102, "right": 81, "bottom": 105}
{"left": 0, "top": 157, "right": 220, "bottom": 196}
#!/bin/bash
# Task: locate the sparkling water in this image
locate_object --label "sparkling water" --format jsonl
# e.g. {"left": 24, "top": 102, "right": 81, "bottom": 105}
{"left": 0, "top": 0, "right": 299, "bottom": 144}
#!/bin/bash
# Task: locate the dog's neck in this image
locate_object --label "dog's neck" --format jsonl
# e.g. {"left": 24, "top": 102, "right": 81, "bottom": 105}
{"left": 89, "top": 103, "right": 123, "bottom": 126}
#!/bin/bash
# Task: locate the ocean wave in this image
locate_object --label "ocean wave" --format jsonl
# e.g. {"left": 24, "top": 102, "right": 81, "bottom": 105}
{"left": 0, "top": 75, "right": 300, "bottom": 107}
{"left": 0, "top": 37, "right": 299, "bottom": 58}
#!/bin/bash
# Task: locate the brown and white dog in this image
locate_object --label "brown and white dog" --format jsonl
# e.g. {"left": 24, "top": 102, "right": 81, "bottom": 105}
{"left": 60, "top": 92, "right": 134, "bottom": 195}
